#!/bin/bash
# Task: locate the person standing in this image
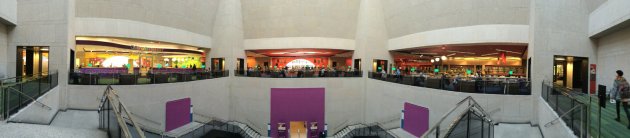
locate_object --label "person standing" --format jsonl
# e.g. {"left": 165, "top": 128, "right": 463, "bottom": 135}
{"left": 611, "top": 70, "right": 630, "bottom": 129}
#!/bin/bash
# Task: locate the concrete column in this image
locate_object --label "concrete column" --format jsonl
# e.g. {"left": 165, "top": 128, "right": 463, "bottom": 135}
{"left": 0, "top": 24, "right": 8, "bottom": 78}
{"left": 352, "top": 0, "right": 393, "bottom": 77}
{"left": 210, "top": 0, "right": 246, "bottom": 76}
{"left": 529, "top": 0, "right": 598, "bottom": 126}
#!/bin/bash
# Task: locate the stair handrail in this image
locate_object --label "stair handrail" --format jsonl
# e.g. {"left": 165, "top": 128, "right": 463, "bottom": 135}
{"left": 422, "top": 96, "right": 493, "bottom": 138}
{"left": 5, "top": 87, "right": 52, "bottom": 110}
{"left": 100, "top": 85, "right": 147, "bottom": 138}
{"left": 544, "top": 104, "right": 583, "bottom": 128}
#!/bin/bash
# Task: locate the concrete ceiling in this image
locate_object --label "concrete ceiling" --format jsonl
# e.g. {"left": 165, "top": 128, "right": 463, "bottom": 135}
{"left": 241, "top": 0, "right": 360, "bottom": 39}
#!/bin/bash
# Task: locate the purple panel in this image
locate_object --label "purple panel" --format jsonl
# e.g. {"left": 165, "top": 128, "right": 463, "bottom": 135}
{"left": 403, "top": 102, "right": 429, "bottom": 137}
{"left": 270, "top": 88, "right": 325, "bottom": 138}
{"left": 165, "top": 98, "right": 191, "bottom": 132}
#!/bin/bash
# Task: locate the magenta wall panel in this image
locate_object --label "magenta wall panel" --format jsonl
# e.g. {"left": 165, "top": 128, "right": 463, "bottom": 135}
{"left": 165, "top": 98, "right": 191, "bottom": 132}
{"left": 403, "top": 102, "right": 430, "bottom": 137}
{"left": 270, "top": 88, "right": 325, "bottom": 138}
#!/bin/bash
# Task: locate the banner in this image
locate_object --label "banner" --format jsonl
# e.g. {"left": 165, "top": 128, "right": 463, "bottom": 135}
{"left": 590, "top": 64, "right": 596, "bottom": 94}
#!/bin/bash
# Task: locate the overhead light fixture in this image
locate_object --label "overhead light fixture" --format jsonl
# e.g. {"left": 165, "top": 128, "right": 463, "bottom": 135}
{"left": 555, "top": 57, "right": 565, "bottom": 61}
{"left": 435, "top": 57, "right": 440, "bottom": 62}
{"left": 271, "top": 52, "right": 286, "bottom": 54}
{"left": 41, "top": 48, "right": 49, "bottom": 51}
{"left": 441, "top": 56, "right": 447, "bottom": 60}
{"left": 431, "top": 59, "right": 435, "bottom": 63}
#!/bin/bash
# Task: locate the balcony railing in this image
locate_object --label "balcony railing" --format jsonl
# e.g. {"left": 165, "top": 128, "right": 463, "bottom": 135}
{"left": 69, "top": 70, "right": 229, "bottom": 85}
{"left": 1, "top": 71, "right": 59, "bottom": 120}
{"left": 235, "top": 70, "right": 362, "bottom": 78}
{"left": 368, "top": 72, "right": 531, "bottom": 95}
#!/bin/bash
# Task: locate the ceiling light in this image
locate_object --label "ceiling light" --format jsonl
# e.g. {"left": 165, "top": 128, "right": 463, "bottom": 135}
{"left": 435, "top": 57, "right": 440, "bottom": 62}
{"left": 271, "top": 52, "right": 286, "bottom": 54}
{"left": 302, "top": 52, "right": 318, "bottom": 54}
{"left": 41, "top": 48, "right": 49, "bottom": 51}
{"left": 430, "top": 59, "right": 435, "bottom": 63}
{"left": 441, "top": 56, "right": 447, "bottom": 60}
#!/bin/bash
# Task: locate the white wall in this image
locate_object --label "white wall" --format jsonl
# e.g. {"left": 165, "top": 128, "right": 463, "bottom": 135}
{"left": 74, "top": 18, "right": 212, "bottom": 49}
{"left": 381, "top": 0, "right": 529, "bottom": 38}
{"left": 365, "top": 79, "right": 533, "bottom": 130}
{"left": 596, "top": 27, "right": 630, "bottom": 91}
{"left": 230, "top": 77, "right": 365, "bottom": 135}
{"left": 66, "top": 78, "right": 231, "bottom": 132}
{"left": 0, "top": 0, "right": 17, "bottom": 25}
{"left": 353, "top": 0, "right": 393, "bottom": 76}
{"left": 210, "top": 0, "right": 246, "bottom": 73}
{"left": 388, "top": 24, "right": 529, "bottom": 50}
{"left": 241, "top": 0, "right": 360, "bottom": 39}
{"left": 75, "top": 0, "right": 219, "bottom": 37}
{"left": 8, "top": 87, "right": 60, "bottom": 124}
{"left": 244, "top": 37, "right": 355, "bottom": 50}
{"left": 529, "top": 0, "right": 598, "bottom": 125}
{"left": 0, "top": 24, "right": 8, "bottom": 78}
{"left": 589, "top": 0, "right": 630, "bottom": 37}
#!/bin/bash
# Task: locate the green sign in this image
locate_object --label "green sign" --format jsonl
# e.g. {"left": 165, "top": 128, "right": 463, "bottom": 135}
{"left": 411, "top": 68, "right": 416, "bottom": 72}
{"left": 88, "top": 63, "right": 93, "bottom": 67}
{"left": 392, "top": 67, "right": 396, "bottom": 71}
{"left": 466, "top": 69, "right": 472, "bottom": 75}
{"left": 126, "top": 64, "right": 131, "bottom": 68}
{"left": 157, "top": 64, "right": 163, "bottom": 68}
{"left": 509, "top": 70, "right": 514, "bottom": 75}
{"left": 378, "top": 67, "right": 382, "bottom": 70}
{"left": 201, "top": 65, "right": 206, "bottom": 68}
{"left": 434, "top": 69, "right": 439, "bottom": 73}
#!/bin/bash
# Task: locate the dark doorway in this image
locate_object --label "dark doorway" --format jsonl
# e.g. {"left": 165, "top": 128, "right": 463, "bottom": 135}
{"left": 70, "top": 49, "right": 75, "bottom": 72}
{"left": 17, "top": 46, "right": 49, "bottom": 77}
{"left": 553, "top": 55, "right": 589, "bottom": 93}
{"left": 373, "top": 59, "right": 388, "bottom": 73}
{"left": 354, "top": 59, "right": 361, "bottom": 70}
{"left": 237, "top": 58, "right": 245, "bottom": 75}
{"left": 211, "top": 58, "right": 224, "bottom": 71}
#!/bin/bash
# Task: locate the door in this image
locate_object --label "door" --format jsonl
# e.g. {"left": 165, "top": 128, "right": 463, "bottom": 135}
{"left": 289, "top": 121, "right": 307, "bottom": 138}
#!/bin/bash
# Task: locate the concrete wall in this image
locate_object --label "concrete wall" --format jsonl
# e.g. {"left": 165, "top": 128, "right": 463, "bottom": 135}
{"left": 75, "top": 0, "right": 218, "bottom": 37}
{"left": 230, "top": 77, "right": 365, "bottom": 135}
{"left": 353, "top": 0, "right": 393, "bottom": 76}
{"left": 589, "top": 0, "right": 630, "bottom": 37}
{"left": 529, "top": 0, "right": 599, "bottom": 125}
{"left": 9, "top": 0, "right": 74, "bottom": 111}
{"left": 241, "top": 0, "right": 360, "bottom": 39}
{"left": 388, "top": 24, "right": 529, "bottom": 50}
{"left": 244, "top": 37, "right": 355, "bottom": 50}
{"left": 0, "top": 24, "right": 7, "bottom": 78}
{"left": 74, "top": 17, "right": 212, "bottom": 49}
{"left": 0, "top": 0, "right": 17, "bottom": 25}
{"left": 596, "top": 27, "right": 630, "bottom": 91}
{"left": 8, "top": 87, "right": 60, "bottom": 124}
{"left": 365, "top": 79, "right": 533, "bottom": 130}
{"left": 381, "top": 0, "right": 529, "bottom": 39}
{"left": 66, "top": 78, "right": 231, "bottom": 131}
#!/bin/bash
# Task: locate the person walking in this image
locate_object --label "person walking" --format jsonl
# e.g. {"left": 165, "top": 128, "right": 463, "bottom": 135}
{"left": 610, "top": 70, "right": 630, "bottom": 129}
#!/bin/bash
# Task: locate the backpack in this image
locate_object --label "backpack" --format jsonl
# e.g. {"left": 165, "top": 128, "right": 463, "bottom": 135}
{"left": 619, "top": 77, "right": 630, "bottom": 101}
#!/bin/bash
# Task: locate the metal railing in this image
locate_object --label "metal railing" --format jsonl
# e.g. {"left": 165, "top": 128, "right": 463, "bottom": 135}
{"left": 235, "top": 70, "right": 362, "bottom": 78}
{"left": 69, "top": 70, "right": 229, "bottom": 85}
{"left": 98, "top": 85, "right": 146, "bottom": 138}
{"left": 368, "top": 72, "right": 531, "bottom": 95}
{"left": 422, "top": 96, "right": 494, "bottom": 138}
{"left": 1, "top": 71, "right": 58, "bottom": 120}
{"left": 540, "top": 81, "right": 588, "bottom": 138}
